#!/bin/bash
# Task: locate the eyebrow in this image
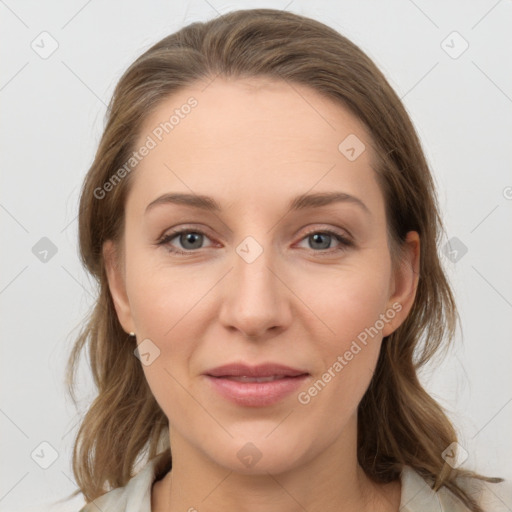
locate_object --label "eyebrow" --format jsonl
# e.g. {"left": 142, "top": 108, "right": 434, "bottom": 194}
{"left": 145, "top": 191, "right": 371, "bottom": 215}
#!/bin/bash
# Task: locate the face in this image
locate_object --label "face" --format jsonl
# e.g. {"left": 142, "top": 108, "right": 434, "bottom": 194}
{"left": 105, "top": 77, "right": 419, "bottom": 475}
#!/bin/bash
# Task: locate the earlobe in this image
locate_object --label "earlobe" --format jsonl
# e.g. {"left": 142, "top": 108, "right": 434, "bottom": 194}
{"left": 103, "top": 240, "right": 135, "bottom": 335}
{"left": 382, "top": 231, "right": 420, "bottom": 337}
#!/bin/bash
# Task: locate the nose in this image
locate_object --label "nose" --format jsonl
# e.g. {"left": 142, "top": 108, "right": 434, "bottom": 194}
{"left": 218, "top": 240, "right": 292, "bottom": 340}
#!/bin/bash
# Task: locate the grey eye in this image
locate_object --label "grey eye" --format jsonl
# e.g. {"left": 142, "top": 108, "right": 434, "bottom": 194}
{"left": 307, "top": 233, "right": 333, "bottom": 250}
{"left": 177, "top": 232, "right": 205, "bottom": 250}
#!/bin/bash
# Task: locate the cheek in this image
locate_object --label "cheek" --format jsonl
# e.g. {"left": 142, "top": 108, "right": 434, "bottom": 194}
{"left": 125, "top": 246, "right": 208, "bottom": 338}
{"left": 299, "top": 259, "right": 392, "bottom": 348}
{"left": 124, "top": 251, "right": 220, "bottom": 415}
{"left": 294, "top": 262, "right": 390, "bottom": 410}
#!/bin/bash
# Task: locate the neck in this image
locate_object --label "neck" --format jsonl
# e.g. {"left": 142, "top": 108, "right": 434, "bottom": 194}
{"left": 153, "top": 418, "right": 400, "bottom": 512}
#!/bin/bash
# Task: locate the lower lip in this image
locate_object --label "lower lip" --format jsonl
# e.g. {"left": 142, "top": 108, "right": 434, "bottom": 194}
{"left": 204, "top": 375, "right": 309, "bottom": 407}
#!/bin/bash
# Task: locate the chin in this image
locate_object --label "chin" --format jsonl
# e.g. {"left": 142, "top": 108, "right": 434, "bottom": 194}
{"left": 206, "top": 436, "right": 308, "bottom": 476}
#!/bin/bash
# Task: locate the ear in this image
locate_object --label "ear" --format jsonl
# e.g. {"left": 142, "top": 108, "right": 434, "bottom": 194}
{"left": 382, "top": 231, "right": 420, "bottom": 337}
{"left": 103, "top": 239, "right": 136, "bottom": 335}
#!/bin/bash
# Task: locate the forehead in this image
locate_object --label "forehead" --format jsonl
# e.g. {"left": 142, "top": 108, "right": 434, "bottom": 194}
{"left": 139, "top": 76, "right": 372, "bottom": 157}
{"left": 129, "top": 76, "right": 383, "bottom": 215}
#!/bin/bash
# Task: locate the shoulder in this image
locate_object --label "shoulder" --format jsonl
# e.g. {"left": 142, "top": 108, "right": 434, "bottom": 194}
{"left": 400, "top": 465, "right": 512, "bottom": 512}
{"left": 79, "top": 452, "right": 171, "bottom": 512}
{"left": 448, "top": 473, "right": 512, "bottom": 512}
{"left": 79, "top": 486, "right": 127, "bottom": 512}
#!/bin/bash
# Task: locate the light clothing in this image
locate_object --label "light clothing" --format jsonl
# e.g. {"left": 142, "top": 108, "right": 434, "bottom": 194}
{"left": 79, "top": 452, "right": 512, "bottom": 511}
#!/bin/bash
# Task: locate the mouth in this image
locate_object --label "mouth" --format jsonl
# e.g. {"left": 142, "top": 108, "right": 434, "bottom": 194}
{"left": 204, "top": 362, "right": 309, "bottom": 378}
{"left": 203, "top": 363, "right": 310, "bottom": 407}
{"left": 216, "top": 375, "right": 296, "bottom": 383}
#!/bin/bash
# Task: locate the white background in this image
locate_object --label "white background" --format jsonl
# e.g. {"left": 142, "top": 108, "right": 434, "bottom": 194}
{"left": 1, "top": 0, "right": 511, "bottom": 510}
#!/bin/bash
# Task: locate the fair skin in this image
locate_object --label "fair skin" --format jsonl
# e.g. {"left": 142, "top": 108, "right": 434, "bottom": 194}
{"left": 104, "top": 77, "right": 420, "bottom": 512}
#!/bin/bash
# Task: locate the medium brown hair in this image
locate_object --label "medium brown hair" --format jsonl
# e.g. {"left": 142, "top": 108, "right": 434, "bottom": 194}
{"left": 64, "top": 8, "right": 502, "bottom": 510}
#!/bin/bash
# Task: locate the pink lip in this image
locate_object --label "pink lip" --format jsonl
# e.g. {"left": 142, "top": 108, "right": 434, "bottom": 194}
{"left": 203, "top": 363, "right": 310, "bottom": 407}
{"left": 205, "top": 363, "right": 308, "bottom": 378}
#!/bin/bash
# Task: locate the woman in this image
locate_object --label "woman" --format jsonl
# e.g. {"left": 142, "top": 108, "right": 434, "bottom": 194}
{"left": 65, "top": 8, "right": 510, "bottom": 512}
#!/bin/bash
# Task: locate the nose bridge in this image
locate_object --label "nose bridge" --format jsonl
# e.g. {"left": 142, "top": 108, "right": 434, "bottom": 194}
{"left": 218, "top": 232, "right": 289, "bottom": 338}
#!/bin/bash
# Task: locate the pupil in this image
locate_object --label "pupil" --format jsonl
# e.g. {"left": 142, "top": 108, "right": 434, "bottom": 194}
{"left": 182, "top": 233, "right": 201, "bottom": 249}
{"left": 312, "top": 233, "right": 329, "bottom": 249}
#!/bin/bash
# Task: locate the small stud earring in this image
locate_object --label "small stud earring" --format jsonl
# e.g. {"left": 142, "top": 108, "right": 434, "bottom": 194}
{"left": 129, "top": 332, "right": 136, "bottom": 337}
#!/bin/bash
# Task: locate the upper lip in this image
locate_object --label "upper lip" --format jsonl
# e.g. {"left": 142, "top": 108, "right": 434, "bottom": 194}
{"left": 204, "top": 363, "right": 309, "bottom": 378}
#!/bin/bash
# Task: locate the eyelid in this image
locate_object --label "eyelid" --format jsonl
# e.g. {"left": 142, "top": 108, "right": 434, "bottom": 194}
{"left": 156, "top": 225, "right": 216, "bottom": 251}
{"left": 156, "top": 224, "right": 354, "bottom": 255}
{"left": 300, "top": 225, "right": 353, "bottom": 243}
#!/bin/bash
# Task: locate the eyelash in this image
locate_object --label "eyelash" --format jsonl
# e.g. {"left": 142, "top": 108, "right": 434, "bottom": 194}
{"left": 156, "top": 227, "right": 354, "bottom": 256}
